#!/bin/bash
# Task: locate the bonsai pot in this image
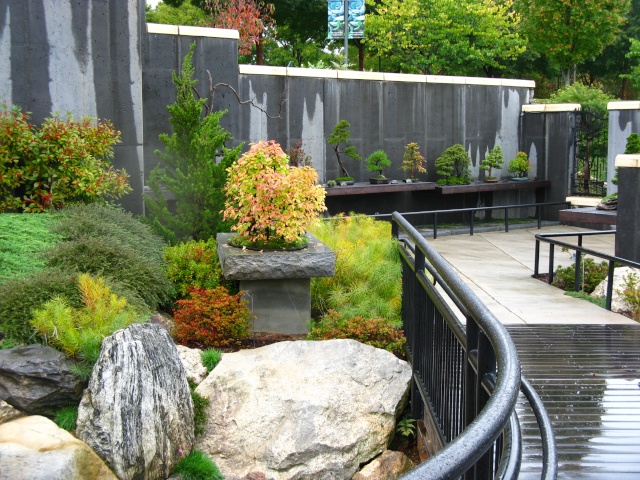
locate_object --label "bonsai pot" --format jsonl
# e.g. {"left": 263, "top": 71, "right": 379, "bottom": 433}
{"left": 511, "top": 176, "right": 529, "bottom": 182}
{"left": 484, "top": 177, "right": 499, "bottom": 183}
{"left": 369, "top": 178, "right": 391, "bottom": 185}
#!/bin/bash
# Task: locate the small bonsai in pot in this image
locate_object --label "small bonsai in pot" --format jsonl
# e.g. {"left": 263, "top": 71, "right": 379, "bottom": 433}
{"left": 508, "top": 152, "right": 532, "bottom": 179}
{"left": 366, "top": 150, "right": 392, "bottom": 183}
{"left": 435, "top": 144, "right": 471, "bottom": 185}
{"left": 327, "top": 120, "right": 361, "bottom": 183}
{"left": 223, "top": 140, "right": 326, "bottom": 250}
{"left": 401, "top": 142, "right": 427, "bottom": 182}
{"left": 479, "top": 145, "right": 504, "bottom": 182}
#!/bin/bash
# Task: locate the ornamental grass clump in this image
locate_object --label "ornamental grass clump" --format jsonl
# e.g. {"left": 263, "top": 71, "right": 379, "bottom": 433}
{"left": 309, "top": 214, "right": 401, "bottom": 323}
{"left": 223, "top": 140, "right": 326, "bottom": 250}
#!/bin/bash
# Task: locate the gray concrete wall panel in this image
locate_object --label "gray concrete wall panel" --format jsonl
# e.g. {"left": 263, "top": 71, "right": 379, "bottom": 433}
{"left": 1, "top": 0, "right": 145, "bottom": 213}
{"left": 607, "top": 107, "right": 640, "bottom": 195}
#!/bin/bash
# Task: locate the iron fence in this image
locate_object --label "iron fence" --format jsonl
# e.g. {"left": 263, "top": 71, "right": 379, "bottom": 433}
{"left": 393, "top": 212, "right": 557, "bottom": 479}
{"left": 534, "top": 230, "right": 640, "bottom": 310}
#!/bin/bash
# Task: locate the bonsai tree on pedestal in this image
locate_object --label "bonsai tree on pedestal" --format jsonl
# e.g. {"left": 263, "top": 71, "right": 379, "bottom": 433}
{"left": 365, "top": 150, "right": 391, "bottom": 183}
{"left": 479, "top": 145, "right": 504, "bottom": 182}
{"left": 223, "top": 141, "right": 326, "bottom": 250}
{"left": 435, "top": 144, "right": 471, "bottom": 185}
{"left": 327, "top": 120, "right": 361, "bottom": 182}
{"left": 508, "top": 152, "right": 532, "bottom": 179}
{"left": 401, "top": 142, "right": 427, "bottom": 182}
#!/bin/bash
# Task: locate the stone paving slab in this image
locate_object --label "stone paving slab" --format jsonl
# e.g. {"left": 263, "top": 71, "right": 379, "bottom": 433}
{"left": 427, "top": 226, "right": 635, "bottom": 325}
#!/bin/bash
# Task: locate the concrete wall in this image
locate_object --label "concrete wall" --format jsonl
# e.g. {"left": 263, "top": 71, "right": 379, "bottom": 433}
{"left": 607, "top": 101, "right": 640, "bottom": 195}
{"left": 0, "top": 0, "right": 146, "bottom": 213}
{"left": 3, "top": 5, "right": 541, "bottom": 215}
{"left": 521, "top": 104, "right": 581, "bottom": 216}
{"left": 141, "top": 28, "right": 535, "bottom": 186}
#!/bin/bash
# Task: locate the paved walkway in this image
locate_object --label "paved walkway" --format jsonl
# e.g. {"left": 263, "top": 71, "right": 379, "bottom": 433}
{"left": 426, "top": 225, "right": 635, "bottom": 325}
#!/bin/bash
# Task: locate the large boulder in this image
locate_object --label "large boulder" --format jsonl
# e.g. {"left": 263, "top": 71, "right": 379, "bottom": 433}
{"left": 0, "top": 415, "right": 117, "bottom": 480}
{"left": 76, "top": 323, "right": 194, "bottom": 480}
{"left": 591, "top": 266, "right": 640, "bottom": 315}
{"left": 0, "top": 344, "right": 84, "bottom": 415}
{"left": 195, "top": 339, "right": 412, "bottom": 480}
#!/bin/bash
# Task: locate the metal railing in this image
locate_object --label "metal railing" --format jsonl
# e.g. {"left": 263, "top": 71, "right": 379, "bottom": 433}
{"left": 393, "top": 212, "right": 557, "bottom": 479}
{"left": 534, "top": 230, "right": 640, "bottom": 310}
{"left": 376, "top": 201, "right": 569, "bottom": 238}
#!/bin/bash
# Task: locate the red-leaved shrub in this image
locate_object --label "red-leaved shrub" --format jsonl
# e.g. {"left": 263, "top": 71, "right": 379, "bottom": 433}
{"left": 173, "top": 287, "right": 253, "bottom": 348}
{"left": 307, "top": 309, "right": 406, "bottom": 356}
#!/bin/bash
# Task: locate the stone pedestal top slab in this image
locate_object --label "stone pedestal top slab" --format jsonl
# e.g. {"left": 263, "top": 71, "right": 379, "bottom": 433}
{"left": 217, "top": 233, "right": 336, "bottom": 280}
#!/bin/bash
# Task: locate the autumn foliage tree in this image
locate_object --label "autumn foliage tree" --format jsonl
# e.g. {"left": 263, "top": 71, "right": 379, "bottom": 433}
{"left": 204, "top": 0, "right": 274, "bottom": 62}
{"left": 223, "top": 140, "right": 326, "bottom": 249}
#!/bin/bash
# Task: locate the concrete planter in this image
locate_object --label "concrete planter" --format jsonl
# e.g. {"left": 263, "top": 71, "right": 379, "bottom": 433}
{"left": 217, "top": 232, "right": 336, "bottom": 334}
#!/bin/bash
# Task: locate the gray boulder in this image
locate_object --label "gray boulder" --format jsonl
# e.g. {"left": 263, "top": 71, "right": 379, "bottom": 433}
{"left": 195, "top": 339, "right": 412, "bottom": 480}
{"left": 0, "top": 344, "right": 84, "bottom": 415}
{"left": 76, "top": 323, "right": 194, "bottom": 480}
{"left": 0, "top": 415, "right": 117, "bottom": 480}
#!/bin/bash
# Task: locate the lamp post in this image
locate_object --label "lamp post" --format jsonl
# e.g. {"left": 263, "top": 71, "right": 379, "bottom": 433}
{"left": 344, "top": 0, "right": 349, "bottom": 66}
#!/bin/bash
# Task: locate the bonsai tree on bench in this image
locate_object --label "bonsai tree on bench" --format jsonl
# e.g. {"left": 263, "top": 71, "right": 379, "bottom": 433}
{"left": 435, "top": 144, "right": 471, "bottom": 185}
{"left": 401, "top": 142, "right": 427, "bottom": 182}
{"left": 327, "top": 120, "right": 361, "bottom": 182}
{"left": 366, "top": 150, "right": 392, "bottom": 183}
{"left": 479, "top": 145, "right": 504, "bottom": 182}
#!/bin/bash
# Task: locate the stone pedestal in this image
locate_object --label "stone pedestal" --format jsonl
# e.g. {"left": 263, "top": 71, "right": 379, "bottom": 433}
{"left": 614, "top": 154, "right": 640, "bottom": 263}
{"left": 217, "top": 233, "right": 336, "bottom": 334}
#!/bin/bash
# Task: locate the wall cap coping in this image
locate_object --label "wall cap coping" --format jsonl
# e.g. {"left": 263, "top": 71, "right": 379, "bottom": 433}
{"left": 608, "top": 101, "right": 640, "bottom": 110}
{"left": 565, "top": 196, "right": 603, "bottom": 207}
{"left": 146, "top": 23, "right": 239, "bottom": 39}
{"left": 615, "top": 154, "right": 640, "bottom": 168}
{"left": 522, "top": 103, "right": 581, "bottom": 113}
{"left": 286, "top": 67, "right": 338, "bottom": 79}
{"left": 235, "top": 66, "right": 535, "bottom": 87}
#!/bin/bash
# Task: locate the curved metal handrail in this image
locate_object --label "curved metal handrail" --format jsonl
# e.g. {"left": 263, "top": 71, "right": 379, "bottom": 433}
{"left": 394, "top": 212, "right": 522, "bottom": 479}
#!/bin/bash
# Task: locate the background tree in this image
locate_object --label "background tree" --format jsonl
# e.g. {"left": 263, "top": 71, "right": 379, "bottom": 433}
{"left": 516, "top": 0, "right": 631, "bottom": 86}
{"left": 364, "top": 0, "right": 525, "bottom": 76}
{"left": 146, "top": 1, "right": 207, "bottom": 25}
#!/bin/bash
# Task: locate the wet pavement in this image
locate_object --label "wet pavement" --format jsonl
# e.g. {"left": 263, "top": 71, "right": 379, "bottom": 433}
{"left": 426, "top": 226, "right": 640, "bottom": 478}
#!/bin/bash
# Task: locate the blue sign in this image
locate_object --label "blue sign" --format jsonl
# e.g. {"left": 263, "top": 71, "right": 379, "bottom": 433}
{"left": 328, "top": 0, "right": 365, "bottom": 40}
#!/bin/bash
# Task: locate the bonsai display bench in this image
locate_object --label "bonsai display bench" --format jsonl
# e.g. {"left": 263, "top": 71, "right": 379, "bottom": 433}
{"left": 435, "top": 180, "right": 550, "bottom": 194}
{"left": 559, "top": 206, "right": 617, "bottom": 226}
{"left": 325, "top": 181, "right": 437, "bottom": 196}
{"left": 217, "top": 233, "right": 335, "bottom": 334}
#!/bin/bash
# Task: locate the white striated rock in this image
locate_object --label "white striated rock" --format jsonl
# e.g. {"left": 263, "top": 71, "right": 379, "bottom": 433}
{"left": 76, "top": 324, "right": 194, "bottom": 480}
{"left": 591, "top": 266, "right": 640, "bottom": 315}
{"left": 0, "top": 415, "right": 117, "bottom": 480}
{"left": 195, "top": 339, "right": 412, "bottom": 480}
{"left": 176, "top": 345, "right": 208, "bottom": 384}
